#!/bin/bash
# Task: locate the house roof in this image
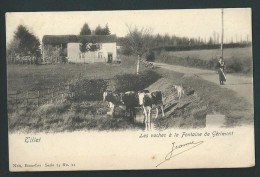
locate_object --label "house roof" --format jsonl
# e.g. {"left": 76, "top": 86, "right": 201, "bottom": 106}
{"left": 42, "top": 35, "right": 117, "bottom": 44}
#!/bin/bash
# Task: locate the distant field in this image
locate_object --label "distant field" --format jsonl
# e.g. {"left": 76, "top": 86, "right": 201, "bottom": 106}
{"left": 156, "top": 47, "right": 253, "bottom": 73}
{"left": 164, "top": 47, "right": 252, "bottom": 61}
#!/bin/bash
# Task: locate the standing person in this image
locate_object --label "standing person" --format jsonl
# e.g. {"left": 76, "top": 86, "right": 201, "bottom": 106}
{"left": 217, "top": 57, "right": 226, "bottom": 85}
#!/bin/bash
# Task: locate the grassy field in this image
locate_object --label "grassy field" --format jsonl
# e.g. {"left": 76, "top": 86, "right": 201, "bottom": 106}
{"left": 156, "top": 47, "right": 253, "bottom": 73}
{"left": 7, "top": 56, "right": 159, "bottom": 133}
{"left": 164, "top": 47, "right": 252, "bottom": 61}
{"left": 154, "top": 68, "right": 253, "bottom": 127}
{"left": 7, "top": 55, "right": 139, "bottom": 93}
{"left": 7, "top": 54, "right": 253, "bottom": 133}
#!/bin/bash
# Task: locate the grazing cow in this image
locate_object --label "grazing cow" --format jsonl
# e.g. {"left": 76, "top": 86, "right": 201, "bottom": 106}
{"left": 138, "top": 90, "right": 165, "bottom": 123}
{"left": 120, "top": 91, "right": 140, "bottom": 121}
{"left": 103, "top": 91, "right": 123, "bottom": 117}
{"left": 174, "top": 85, "right": 185, "bottom": 100}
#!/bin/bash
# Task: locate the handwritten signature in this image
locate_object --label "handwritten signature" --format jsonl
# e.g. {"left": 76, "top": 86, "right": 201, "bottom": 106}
{"left": 156, "top": 140, "right": 204, "bottom": 167}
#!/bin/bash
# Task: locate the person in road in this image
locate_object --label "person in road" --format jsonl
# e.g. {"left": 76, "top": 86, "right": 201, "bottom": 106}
{"left": 217, "top": 57, "right": 226, "bottom": 85}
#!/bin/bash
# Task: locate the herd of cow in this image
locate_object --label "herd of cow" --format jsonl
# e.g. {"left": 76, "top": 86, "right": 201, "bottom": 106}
{"left": 103, "top": 85, "right": 185, "bottom": 124}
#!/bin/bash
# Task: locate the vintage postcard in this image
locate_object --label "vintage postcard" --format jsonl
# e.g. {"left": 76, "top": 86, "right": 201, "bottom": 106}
{"left": 6, "top": 8, "right": 254, "bottom": 171}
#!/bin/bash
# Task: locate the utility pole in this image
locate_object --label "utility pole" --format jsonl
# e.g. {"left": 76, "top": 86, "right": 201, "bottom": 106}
{"left": 221, "top": 8, "right": 224, "bottom": 61}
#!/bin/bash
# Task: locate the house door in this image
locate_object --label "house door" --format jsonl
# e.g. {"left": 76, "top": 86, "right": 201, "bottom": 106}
{"left": 107, "top": 53, "right": 113, "bottom": 63}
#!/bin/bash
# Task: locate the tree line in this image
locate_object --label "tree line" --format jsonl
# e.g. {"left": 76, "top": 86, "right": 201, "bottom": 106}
{"left": 118, "top": 26, "right": 251, "bottom": 61}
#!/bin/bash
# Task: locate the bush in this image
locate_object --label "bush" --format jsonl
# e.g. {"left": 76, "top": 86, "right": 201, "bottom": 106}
{"left": 114, "top": 70, "right": 161, "bottom": 92}
{"left": 225, "top": 57, "right": 252, "bottom": 73}
{"left": 70, "top": 79, "right": 108, "bottom": 101}
{"left": 145, "top": 50, "right": 155, "bottom": 62}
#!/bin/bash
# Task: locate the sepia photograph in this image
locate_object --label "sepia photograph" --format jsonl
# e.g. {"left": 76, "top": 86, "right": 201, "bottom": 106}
{"left": 6, "top": 8, "right": 254, "bottom": 171}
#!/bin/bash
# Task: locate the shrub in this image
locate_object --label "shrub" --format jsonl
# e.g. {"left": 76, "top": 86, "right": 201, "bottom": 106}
{"left": 114, "top": 70, "right": 161, "bottom": 92}
{"left": 70, "top": 79, "right": 108, "bottom": 101}
{"left": 225, "top": 57, "right": 252, "bottom": 73}
{"left": 145, "top": 50, "right": 155, "bottom": 62}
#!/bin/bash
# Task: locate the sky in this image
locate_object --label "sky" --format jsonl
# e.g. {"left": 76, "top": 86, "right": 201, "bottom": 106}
{"left": 6, "top": 8, "right": 252, "bottom": 44}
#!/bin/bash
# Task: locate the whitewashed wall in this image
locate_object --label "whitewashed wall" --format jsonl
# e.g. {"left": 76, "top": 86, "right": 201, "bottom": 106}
{"left": 67, "top": 42, "right": 117, "bottom": 63}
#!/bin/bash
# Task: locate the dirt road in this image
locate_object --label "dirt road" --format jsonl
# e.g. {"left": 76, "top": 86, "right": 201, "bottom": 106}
{"left": 154, "top": 62, "right": 254, "bottom": 105}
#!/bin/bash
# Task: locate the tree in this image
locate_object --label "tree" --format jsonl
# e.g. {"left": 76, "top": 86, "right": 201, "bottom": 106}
{"left": 94, "top": 24, "right": 111, "bottom": 35}
{"left": 79, "top": 39, "right": 100, "bottom": 62}
{"left": 94, "top": 25, "right": 103, "bottom": 35}
{"left": 7, "top": 25, "right": 40, "bottom": 63}
{"left": 103, "top": 24, "right": 111, "bottom": 35}
{"left": 79, "top": 23, "right": 91, "bottom": 35}
{"left": 123, "top": 25, "right": 152, "bottom": 57}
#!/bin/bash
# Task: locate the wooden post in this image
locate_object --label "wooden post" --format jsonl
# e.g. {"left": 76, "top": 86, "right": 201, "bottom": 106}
{"left": 37, "top": 91, "right": 40, "bottom": 107}
{"left": 51, "top": 91, "right": 54, "bottom": 103}
{"left": 137, "top": 55, "right": 140, "bottom": 75}
{"left": 47, "top": 87, "right": 50, "bottom": 94}
{"left": 42, "top": 42, "right": 45, "bottom": 62}
{"left": 15, "top": 93, "right": 17, "bottom": 104}
{"left": 26, "top": 91, "right": 29, "bottom": 106}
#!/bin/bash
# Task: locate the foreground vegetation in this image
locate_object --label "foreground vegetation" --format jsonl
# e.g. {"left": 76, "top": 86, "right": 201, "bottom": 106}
{"left": 155, "top": 68, "right": 253, "bottom": 127}
{"left": 7, "top": 56, "right": 160, "bottom": 132}
{"left": 8, "top": 54, "right": 253, "bottom": 133}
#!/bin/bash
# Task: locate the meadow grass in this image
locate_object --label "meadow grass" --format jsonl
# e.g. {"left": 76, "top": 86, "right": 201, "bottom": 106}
{"left": 156, "top": 68, "right": 253, "bottom": 126}
{"left": 156, "top": 47, "right": 253, "bottom": 73}
{"left": 164, "top": 47, "right": 252, "bottom": 61}
{"left": 7, "top": 55, "right": 157, "bottom": 132}
{"left": 7, "top": 54, "right": 253, "bottom": 132}
{"left": 7, "top": 55, "right": 139, "bottom": 93}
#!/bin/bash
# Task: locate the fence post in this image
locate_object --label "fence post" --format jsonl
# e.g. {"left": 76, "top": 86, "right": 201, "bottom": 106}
{"left": 37, "top": 91, "right": 40, "bottom": 107}
{"left": 51, "top": 91, "right": 54, "bottom": 103}
{"left": 26, "top": 91, "right": 29, "bottom": 106}
{"left": 15, "top": 93, "right": 17, "bottom": 105}
{"left": 47, "top": 87, "right": 50, "bottom": 94}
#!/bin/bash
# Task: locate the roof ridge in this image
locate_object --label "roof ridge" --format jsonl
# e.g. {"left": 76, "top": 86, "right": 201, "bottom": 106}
{"left": 42, "top": 34, "right": 117, "bottom": 43}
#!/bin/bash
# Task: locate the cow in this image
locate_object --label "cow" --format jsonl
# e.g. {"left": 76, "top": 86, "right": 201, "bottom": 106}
{"left": 103, "top": 91, "right": 123, "bottom": 117}
{"left": 120, "top": 91, "right": 139, "bottom": 121}
{"left": 174, "top": 85, "right": 185, "bottom": 100}
{"left": 138, "top": 90, "right": 165, "bottom": 123}
{"left": 138, "top": 90, "right": 150, "bottom": 94}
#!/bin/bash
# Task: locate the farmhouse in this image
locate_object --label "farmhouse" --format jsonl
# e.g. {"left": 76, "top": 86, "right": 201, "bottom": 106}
{"left": 42, "top": 35, "right": 118, "bottom": 63}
